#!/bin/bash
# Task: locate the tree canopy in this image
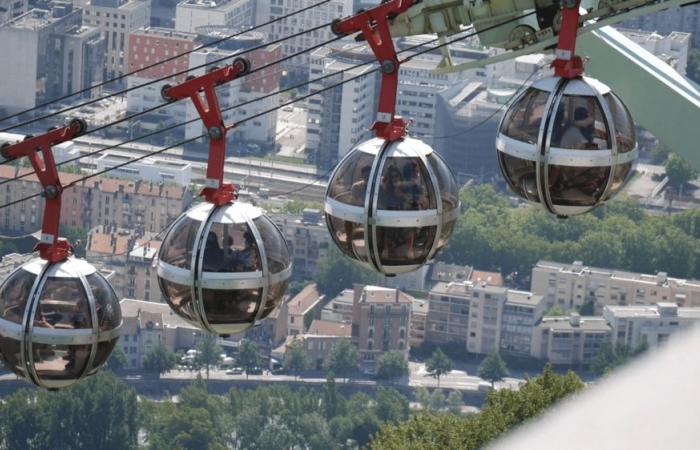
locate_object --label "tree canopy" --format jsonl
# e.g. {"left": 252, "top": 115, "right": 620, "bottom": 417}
{"left": 376, "top": 350, "right": 409, "bottom": 383}
{"left": 425, "top": 348, "right": 452, "bottom": 387}
{"left": 283, "top": 339, "right": 311, "bottom": 380}
{"left": 142, "top": 341, "right": 176, "bottom": 376}
{"left": 324, "top": 338, "right": 360, "bottom": 381}
{"left": 195, "top": 333, "right": 222, "bottom": 382}
{"left": 665, "top": 153, "right": 698, "bottom": 188}
{"left": 371, "top": 365, "right": 585, "bottom": 450}
{"left": 316, "top": 246, "right": 378, "bottom": 298}
{"left": 235, "top": 339, "right": 261, "bottom": 379}
{"left": 688, "top": 49, "right": 700, "bottom": 85}
{"left": 478, "top": 352, "right": 509, "bottom": 387}
{"left": 439, "top": 184, "right": 700, "bottom": 284}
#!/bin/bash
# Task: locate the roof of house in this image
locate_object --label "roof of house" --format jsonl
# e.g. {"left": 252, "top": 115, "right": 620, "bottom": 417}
{"left": 360, "top": 285, "right": 413, "bottom": 304}
{"left": 287, "top": 283, "right": 324, "bottom": 316}
{"left": 120, "top": 298, "right": 199, "bottom": 330}
{"left": 87, "top": 232, "right": 130, "bottom": 255}
{"left": 307, "top": 319, "right": 352, "bottom": 337}
{"left": 469, "top": 270, "right": 504, "bottom": 287}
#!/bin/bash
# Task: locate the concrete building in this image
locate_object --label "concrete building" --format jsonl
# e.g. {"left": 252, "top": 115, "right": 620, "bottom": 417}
{"left": 499, "top": 290, "right": 546, "bottom": 357}
{"left": 270, "top": 209, "right": 331, "bottom": 280}
{"left": 531, "top": 260, "right": 700, "bottom": 313}
{"left": 531, "top": 314, "right": 612, "bottom": 366}
{"left": 124, "top": 239, "right": 161, "bottom": 302}
{"left": 410, "top": 297, "right": 428, "bottom": 348}
{"left": 175, "top": 0, "right": 252, "bottom": 34}
{"left": 277, "top": 283, "right": 324, "bottom": 337}
{"left": 0, "top": 252, "right": 35, "bottom": 280}
{"left": 307, "top": 45, "right": 378, "bottom": 169}
{"left": 622, "top": 3, "right": 700, "bottom": 48}
{"left": 95, "top": 150, "right": 193, "bottom": 185}
{"left": 82, "top": 0, "right": 151, "bottom": 80}
{"left": 0, "top": 165, "right": 192, "bottom": 236}
{"left": 467, "top": 283, "right": 507, "bottom": 355}
{"left": 272, "top": 319, "right": 352, "bottom": 370}
{"left": 352, "top": 285, "right": 413, "bottom": 373}
{"left": 256, "top": 0, "right": 353, "bottom": 78}
{"left": 618, "top": 28, "right": 691, "bottom": 75}
{"left": 603, "top": 303, "right": 700, "bottom": 349}
{"left": 321, "top": 288, "right": 354, "bottom": 323}
{"left": 119, "top": 298, "right": 204, "bottom": 370}
{"left": 0, "top": 5, "right": 105, "bottom": 113}
{"left": 426, "top": 281, "right": 471, "bottom": 345}
{"left": 0, "top": 0, "right": 28, "bottom": 24}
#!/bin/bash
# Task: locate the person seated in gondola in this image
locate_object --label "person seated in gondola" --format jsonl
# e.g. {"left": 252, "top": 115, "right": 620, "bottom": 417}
{"left": 203, "top": 231, "right": 225, "bottom": 272}
{"left": 231, "top": 231, "right": 259, "bottom": 272}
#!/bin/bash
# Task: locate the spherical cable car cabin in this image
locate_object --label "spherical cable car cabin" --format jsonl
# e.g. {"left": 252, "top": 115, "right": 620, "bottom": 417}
{"left": 325, "top": 137, "right": 459, "bottom": 274}
{"left": 154, "top": 59, "right": 292, "bottom": 336}
{"left": 157, "top": 202, "right": 291, "bottom": 335}
{"left": 0, "top": 120, "right": 121, "bottom": 389}
{"left": 497, "top": 76, "right": 637, "bottom": 216}
{"left": 496, "top": 2, "right": 637, "bottom": 217}
{"left": 0, "top": 259, "right": 121, "bottom": 389}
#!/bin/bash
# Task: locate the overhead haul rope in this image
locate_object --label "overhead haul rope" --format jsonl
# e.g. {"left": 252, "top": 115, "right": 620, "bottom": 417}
{"left": 0, "top": 11, "right": 538, "bottom": 211}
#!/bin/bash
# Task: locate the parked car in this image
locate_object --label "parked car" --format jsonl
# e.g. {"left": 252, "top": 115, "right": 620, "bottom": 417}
{"left": 247, "top": 366, "right": 263, "bottom": 375}
{"left": 226, "top": 367, "right": 244, "bottom": 375}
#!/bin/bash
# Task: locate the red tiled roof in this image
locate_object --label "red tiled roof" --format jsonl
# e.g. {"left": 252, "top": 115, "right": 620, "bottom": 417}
{"left": 308, "top": 319, "right": 352, "bottom": 337}
{"left": 470, "top": 270, "right": 504, "bottom": 287}
{"left": 287, "top": 283, "right": 323, "bottom": 316}
{"left": 88, "top": 232, "right": 130, "bottom": 255}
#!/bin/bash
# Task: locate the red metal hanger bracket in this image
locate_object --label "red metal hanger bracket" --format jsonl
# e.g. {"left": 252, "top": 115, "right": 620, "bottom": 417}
{"left": 552, "top": 0, "right": 584, "bottom": 79}
{"left": 161, "top": 58, "right": 250, "bottom": 205}
{"left": 0, "top": 119, "right": 87, "bottom": 262}
{"left": 332, "top": 0, "right": 415, "bottom": 141}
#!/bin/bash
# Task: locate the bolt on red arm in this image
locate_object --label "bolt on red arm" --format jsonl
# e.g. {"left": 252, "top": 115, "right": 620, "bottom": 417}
{"left": 161, "top": 58, "right": 251, "bottom": 205}
{"left": 331, "top": 0, "right": 415, "bottom": 141}
{"left": 552, "top": 0, "right": 585, "bottom": 79}
{"left": 0, "top": 119, "right": 88, "bottom": 262}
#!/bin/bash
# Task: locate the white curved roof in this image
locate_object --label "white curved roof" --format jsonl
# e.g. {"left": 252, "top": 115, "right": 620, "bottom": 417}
{"left": 184, "top": 201, "right": 264, "bottom": 224}
{"left": 353, "top": 136, "right": 435, "bottom": 158}
{"left": 531, "top": 75, "right": 612, "bottom": 96}
{"left": 21, "top": 257, "right": 97, "bottom": 277}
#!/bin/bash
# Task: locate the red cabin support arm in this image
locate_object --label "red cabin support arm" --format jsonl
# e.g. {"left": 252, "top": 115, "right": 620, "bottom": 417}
{"left": 552, "top": 0, "right": 585, "bottom": 79}
{"left": 0, "top": 119, "right": 87, "bottom": 262}
{"left": 332, "top": 0, "right": 415, "bottom": 141}
{"left": 161, "top": 58, "right": 250, "bottom": 205}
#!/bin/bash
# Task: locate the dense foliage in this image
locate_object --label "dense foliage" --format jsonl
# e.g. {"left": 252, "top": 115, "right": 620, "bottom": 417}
{"left": 688, "top": 49, "right": 700, "bottom": 85}
{"left": 371, "top": 365, "right": 585, "bottom": 450}
{"left": 439, "top": 185, "right": 700, "bottom": 285}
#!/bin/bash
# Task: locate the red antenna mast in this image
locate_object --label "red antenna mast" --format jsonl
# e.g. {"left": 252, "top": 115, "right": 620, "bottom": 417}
{"left": 0, "top": 119, "right": 87, "bottom": 262}
{"left": 552, "top": 0, "right": 585, "bottom": 79}
{"left": 332, "top": 0, "right": 415, "bottom": 141}
{"left": 161, "top": 58, "right": 250, "bottom": 205}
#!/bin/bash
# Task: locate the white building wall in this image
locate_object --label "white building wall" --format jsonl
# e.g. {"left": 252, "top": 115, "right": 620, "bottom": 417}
{"left": 0, "top": 26, "right": 39, "bottom": 112}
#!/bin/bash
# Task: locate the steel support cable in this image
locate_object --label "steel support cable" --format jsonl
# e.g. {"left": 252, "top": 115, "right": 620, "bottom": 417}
{"left": 0, "top": 0, "right": 334, "bottom": 127}
{"left": 0, "top": 12, "right": 538, "bottom": 211}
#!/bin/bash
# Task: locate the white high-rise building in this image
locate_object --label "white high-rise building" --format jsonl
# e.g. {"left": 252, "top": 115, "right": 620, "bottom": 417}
{"left": 255, "top": 0, "right": 354, "bottom": 78}
{"left": 175, "top": 0, "right": 253, "bottom": 34}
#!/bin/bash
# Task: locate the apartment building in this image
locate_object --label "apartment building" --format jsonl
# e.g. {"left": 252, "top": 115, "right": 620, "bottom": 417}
{"left": 426, "top": 281, "right": 471, "bottom": 345}
{"left": 467, "top": 284, "right": 508, "bottom": 355}
{"left": 257, "top": 0, "right": 353, "bottom": 78}
{"left": 622, "top": 3, "right": 700, "bottom": 48}
{"left": 120, "top": 298, "right": 203, "bottom": 370}
{"left": 95, "top": 150, "right": 193, "bottom": 185}
{"left": 603, "top": 303, "right": 700, "bottom": 349}
{"left": 175, "top": 0, "right": 252, "bottom": 33}
{"left": 618, "top": 28, "right": 691, "bottom": 75}
{"left": 0, "top": 0, "right": 28, "bottom": 24}
{"left": 410, "top": 298, "right": 428, "bottom": 348}
{"left": 82, "top": 0, "right": 151, "bottom": 80}
{"left": 270, "top": 209, "right": 331, "bottom": 280}
{"left": 531, "top": 314, "right": 612, "bottom": 366}
{"left": 321, "top": 288, "right": 354, "bottom": 323}
{"left": 272, "top": 319, "right": 352, "bottom": 370}
{"left": 124, "top": 239, "right": 161, "bottom": 302}
{"left": 531, "top": 260, "right": 700, "bottom": 312}
{"left": 499, "top": 290, "right": 546, "bottom": 357}
{"left": 307, "top": 45, "right": 378, "bottom": 169}
{"left": 0, "top": 5, "right": 105, "bottom": 112}
{"left": 352, "top": 285, "right": 413, "bottom": 373}
{"left": 276, "top": 283, "right": 324, "bottom": 337}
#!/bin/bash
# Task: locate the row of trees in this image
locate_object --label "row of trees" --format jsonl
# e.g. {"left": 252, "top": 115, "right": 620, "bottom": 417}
{"left": 0, "top": 364, "right": 582, "bottom": 450}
